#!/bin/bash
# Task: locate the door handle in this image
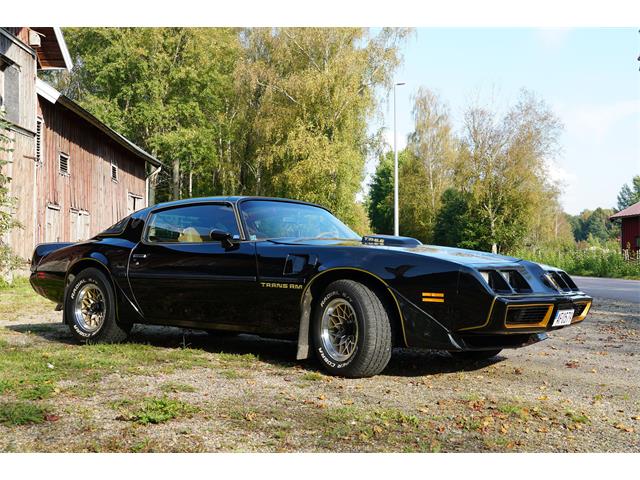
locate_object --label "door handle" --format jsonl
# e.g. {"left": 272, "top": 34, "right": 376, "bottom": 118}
{"left": 132, "top": 253, "right": 149, "bottom": 260}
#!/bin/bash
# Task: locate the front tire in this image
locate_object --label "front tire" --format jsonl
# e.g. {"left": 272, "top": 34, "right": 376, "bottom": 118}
{"left": 64, "top": 268, "right": 130, "bottom": 343}
{"left": 312, "top": 280, "right": 392, "bottom": 378}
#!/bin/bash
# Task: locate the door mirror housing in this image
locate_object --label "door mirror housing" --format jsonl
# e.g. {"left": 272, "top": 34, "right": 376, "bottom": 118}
{"left": 210, "top": 229, "right": 235, "bottom": 248}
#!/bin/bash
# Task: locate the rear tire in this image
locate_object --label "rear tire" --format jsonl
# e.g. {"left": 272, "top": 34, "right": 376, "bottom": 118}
{"left": 450, "top": 349, "right": 502, "bottom": 361}
{"left": 312, "top": 280, "right": 392, "bottom": 378}
{"left": 64, "top": 268, "right": 130, "bottom": 343}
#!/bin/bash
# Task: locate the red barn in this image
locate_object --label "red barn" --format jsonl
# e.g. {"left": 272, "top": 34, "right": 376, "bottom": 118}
{"left": 1, "top": 27, "right": 162, "bottom": 262}
{"left": 610, "top": 201, "right": 640, "bottom": 253}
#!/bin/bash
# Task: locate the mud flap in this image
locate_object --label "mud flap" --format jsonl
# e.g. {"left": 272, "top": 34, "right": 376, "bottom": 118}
{"left": 296, "top": 289, "right": 313, "bottom": 360}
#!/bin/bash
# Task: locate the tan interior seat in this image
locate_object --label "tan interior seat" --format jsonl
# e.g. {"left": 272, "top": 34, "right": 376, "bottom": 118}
{"left": 178, "top": 227, "right": 203, "bottom": 243}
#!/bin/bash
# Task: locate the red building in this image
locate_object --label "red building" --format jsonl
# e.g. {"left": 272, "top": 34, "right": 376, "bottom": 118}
{"left": 610, "top": 201, "right": 640, "bottom": 252}
{"left": 1, "top": 27, "right": 161, "bottom": 261}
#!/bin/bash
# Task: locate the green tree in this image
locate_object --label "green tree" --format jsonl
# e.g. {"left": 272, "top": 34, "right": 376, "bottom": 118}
{"left": 60, "top": 27, "right": 241, "bottom": 202}
{"left": 233, "top": 28, "right": 409, "bottom": 228}
{"left": 433, "top": 188, "right": 479, "bottom": 248}
{"left": 617, "top": 175, "right": 640, "bottom": 210}
{"left": 454, "top": 90, "right": 563, "bottom": 253}
{"left": 367, "top": 152, "right": 395, "bottom": 234}
{"left": 405, "top": 88, "right": 456, "bottom": 241}
{"left": 571, "top": 208, "right": 618, "bottom": 243}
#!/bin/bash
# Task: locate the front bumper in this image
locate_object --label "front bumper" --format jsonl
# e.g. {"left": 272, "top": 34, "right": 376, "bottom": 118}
{"left": 461, "top": 293, "right": 592, "bottom": 334}
{"left": 396, "top": 290, "right": 592, "bottom": 352}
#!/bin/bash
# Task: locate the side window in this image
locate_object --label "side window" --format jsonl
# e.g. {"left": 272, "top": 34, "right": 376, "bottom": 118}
{"left": 146, "top": 204, "right": 240, "bottom": 244}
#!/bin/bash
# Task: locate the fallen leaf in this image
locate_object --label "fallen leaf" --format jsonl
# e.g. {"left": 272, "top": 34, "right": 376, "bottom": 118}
{"left": 538, "top": 395, "right": 548, "bottom": 401}
{"left": 614, "top": 423, "right": 634, "bottom": 433}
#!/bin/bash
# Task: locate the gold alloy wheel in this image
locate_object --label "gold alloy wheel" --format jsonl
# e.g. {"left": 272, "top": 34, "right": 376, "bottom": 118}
{"left": 320, "top": 298, "right": 359, "bottom": 362}
{"left": 73, "top": 283, "right": 106, "bottom": 332}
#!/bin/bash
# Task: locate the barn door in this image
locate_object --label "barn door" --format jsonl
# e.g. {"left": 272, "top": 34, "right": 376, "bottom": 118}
{"left": 70, "top": 209, "right": 91, "bottom": 242}
{"left": 45, "top": 205, "right": 61, "bottom": 243}
{"left": 127, "top": 193, "right": 143, "bottom": 215}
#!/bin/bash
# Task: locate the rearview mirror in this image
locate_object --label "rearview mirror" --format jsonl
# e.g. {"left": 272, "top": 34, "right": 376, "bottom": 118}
{"left": 210, "top": 229, "right": 235, "bottom": 248}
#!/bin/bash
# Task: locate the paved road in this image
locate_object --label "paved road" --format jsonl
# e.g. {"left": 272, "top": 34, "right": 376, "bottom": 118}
{"left": 573, "top": 276, "right": 640, "bottom": 304}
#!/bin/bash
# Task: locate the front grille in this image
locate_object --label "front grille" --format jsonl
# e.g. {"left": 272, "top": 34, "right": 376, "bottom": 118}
{"left": 573, "top": 303, "right": 588, "bottom": 317}
{"left": 505, "top": 305, "right": 552, "bottom": 326}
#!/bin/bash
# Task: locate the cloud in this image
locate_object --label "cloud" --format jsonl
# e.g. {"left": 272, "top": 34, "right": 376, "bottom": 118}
{"left": 558, "top": 99, "right": 640, "bottom": 144}
{"left": 534, "top": 28, "right": 572, "bottom": 49}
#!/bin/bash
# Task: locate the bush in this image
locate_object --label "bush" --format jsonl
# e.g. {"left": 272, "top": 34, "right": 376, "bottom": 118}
{"left": 509, "top": 240, "right": 640, "bottom": 279}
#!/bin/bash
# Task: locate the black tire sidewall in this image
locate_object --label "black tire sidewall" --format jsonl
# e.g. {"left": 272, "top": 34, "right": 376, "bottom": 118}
{"left": 312, "top": 286, "right": 365, "bottom": 373}
{"left": 65, "top": 269, "right": 114, "bottom": 341}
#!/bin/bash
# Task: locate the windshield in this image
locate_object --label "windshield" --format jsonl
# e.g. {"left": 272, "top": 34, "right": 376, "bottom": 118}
{"left": 240, "top": 200, "right": 360, "bottom": 241}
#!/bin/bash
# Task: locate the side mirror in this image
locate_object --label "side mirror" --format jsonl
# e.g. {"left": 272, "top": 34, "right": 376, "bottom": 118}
{"left": 210, "top": 229, "right": 235, "bottom": 248}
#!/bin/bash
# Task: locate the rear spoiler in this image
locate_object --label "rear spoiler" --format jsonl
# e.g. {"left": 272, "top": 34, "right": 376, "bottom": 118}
{"left": 31, "top": 242, "right": 74, "bottom": 271}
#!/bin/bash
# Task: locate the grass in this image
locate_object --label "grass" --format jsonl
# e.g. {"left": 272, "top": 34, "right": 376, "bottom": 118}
{"left": 510, "top": 241, "right": 640, "bottom": 280}
{"left": 497, "top": 403, "right": 529, "bottom": 420}
{"left": 159, "top": 382, "right": 196, "bottom": 393}
{"left": 119, "top": 397, "right": 200, "bottom": 425}
{"left": 301, "top": 372, "right": 324, "bottom": 382}
{"left": 0, "top": 277, "right": 54, "bottom": 317}
{"left": 217, "top": 352, "right": 258, "bottom": 366}
{"left": 0, "top": 401, "right": 47, "bottom": 426}
{"left": 0, "top": 328, "right": 211, "bottom": 400}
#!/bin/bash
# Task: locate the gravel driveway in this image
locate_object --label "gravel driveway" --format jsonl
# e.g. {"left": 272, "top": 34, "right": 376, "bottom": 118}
{"left": 0, "top": 290, "right": 638, "bottom": 452}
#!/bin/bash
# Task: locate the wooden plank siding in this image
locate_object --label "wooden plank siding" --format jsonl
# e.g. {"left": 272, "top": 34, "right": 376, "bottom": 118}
{"left": 1, "top": 27, "right": 155, "bottom": 263}
{"left": 33, "top": 97, "right": 147, "bottom": 256}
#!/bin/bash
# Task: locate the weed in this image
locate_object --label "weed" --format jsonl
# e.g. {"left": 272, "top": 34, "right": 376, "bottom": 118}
{"left": 301, "top": 372, "right": 324, "bottom": 382}
{"left": 160, "top": 382, "right": 196, "bottom": 393}
{"left": 0, "top": 401, "right": 47, "bottom": 425}
{"left": 125, "top": 397, "right": 199, "bottom": 425}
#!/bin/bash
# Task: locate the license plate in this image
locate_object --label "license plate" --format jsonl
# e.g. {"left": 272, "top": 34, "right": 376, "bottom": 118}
{"left": 552, "top": 309, "right": 574, "bottom": 327}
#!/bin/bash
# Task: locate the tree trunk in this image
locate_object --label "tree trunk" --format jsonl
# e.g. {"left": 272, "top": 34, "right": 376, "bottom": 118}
{"left": 172, "top": 158, "right": 180, "bottom": 200}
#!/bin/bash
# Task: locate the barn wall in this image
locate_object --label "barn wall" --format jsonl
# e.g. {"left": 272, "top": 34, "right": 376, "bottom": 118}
{"left": 0, "top": 28, "right": 37, "bottom": 132}
{"left": 620, "top": 217, "right": 640, "bottom": 252}
{"left": 35, "top": 98, "right": 147, "bottom": 253}
{"left": 1, "top": 28, "right": 38, "bottom": 261}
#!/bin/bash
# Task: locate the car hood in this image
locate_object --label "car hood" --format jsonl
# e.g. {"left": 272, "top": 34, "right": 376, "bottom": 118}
{"left": 266, "top": 238, "right": 522, "bottom": 268}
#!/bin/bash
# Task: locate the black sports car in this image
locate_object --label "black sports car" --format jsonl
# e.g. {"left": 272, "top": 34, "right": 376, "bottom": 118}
{"left": 30, "top": 196, "right": 592, "bottom": 377}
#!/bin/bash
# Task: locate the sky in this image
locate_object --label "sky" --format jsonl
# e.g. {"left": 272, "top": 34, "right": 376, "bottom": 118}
{"left": 370, "top": 28, "right": 640, "bottom": 215}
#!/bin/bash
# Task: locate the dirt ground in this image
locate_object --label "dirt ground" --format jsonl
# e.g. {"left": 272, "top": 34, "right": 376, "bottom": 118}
{"left": 1, "top": 285, "right": 639, "bottom": 452}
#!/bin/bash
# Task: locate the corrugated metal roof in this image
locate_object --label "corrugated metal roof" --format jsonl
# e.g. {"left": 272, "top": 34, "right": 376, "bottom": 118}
{"left": 610, "top": 201, "right": 640, "bottom": 219}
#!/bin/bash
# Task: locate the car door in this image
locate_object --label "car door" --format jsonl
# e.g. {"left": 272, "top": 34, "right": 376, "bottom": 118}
{"left": 128, "top": 202, "right": 259, "bottom": 330}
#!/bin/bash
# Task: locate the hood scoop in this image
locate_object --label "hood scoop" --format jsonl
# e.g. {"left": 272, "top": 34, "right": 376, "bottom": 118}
{"left": 362, "top": 234, "right": 422, "bottom": 248}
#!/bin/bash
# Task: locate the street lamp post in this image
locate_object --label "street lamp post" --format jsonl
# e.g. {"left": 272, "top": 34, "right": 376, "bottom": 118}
{"left": 393, "top": 81, "right": 405, "bottom": 237}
